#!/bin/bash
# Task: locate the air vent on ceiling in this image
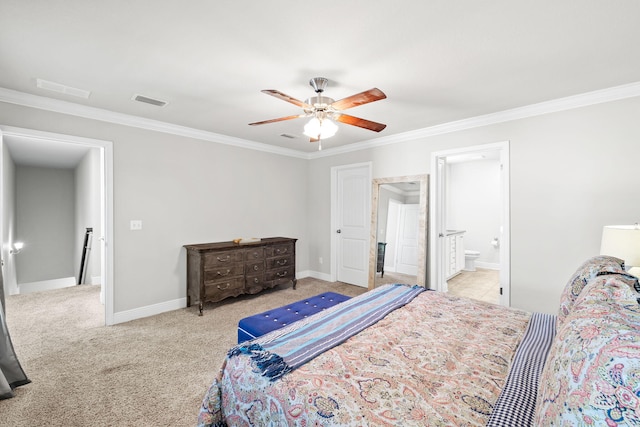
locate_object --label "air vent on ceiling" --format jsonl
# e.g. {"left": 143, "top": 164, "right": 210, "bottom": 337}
{"left": 280, "top": 133, "right": 297, "bottom": 139}
{"left": 132, "top": 94, "right": 168, "bottom": 107}
{"left": 36, "top": 78, "right": 91, "bottom": 99}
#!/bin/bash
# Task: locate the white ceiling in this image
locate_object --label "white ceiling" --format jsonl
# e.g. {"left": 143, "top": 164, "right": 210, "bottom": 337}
{"left": 1, "top": 0, "right": 639, "bottom": 157}
{"left": 3, "top": 134, "right": 90, "bottom": 168}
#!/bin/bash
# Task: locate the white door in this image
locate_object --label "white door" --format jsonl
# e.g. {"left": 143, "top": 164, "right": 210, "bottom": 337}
{"left": 431, "top": 157, "right": 448, "bottom": 292}
{"left": 334, "top": 164, "right": 371, "bottom": 287}
{"left": 383, "top": 199, "right": 400, "bottom": 272}
{"left": 396, "top": 204, "right": 419, "bottom": 276}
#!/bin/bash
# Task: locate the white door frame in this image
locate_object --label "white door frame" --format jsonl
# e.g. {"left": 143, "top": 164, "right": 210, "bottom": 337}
{"left": 0, "top": 126, "right": 115, "bottom": 325}
{"left": 330, "top": 162, "right": 372, "bottom": 285}
{"left": 429, "top": 141, "right": 510, "bottom": 306}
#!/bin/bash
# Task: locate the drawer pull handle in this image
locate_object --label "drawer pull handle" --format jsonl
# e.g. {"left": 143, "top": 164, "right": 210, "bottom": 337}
{"left": 253, "top": 277, "right": 259, "bottom": 283}
{"left": 253, "top": 265, "right": 259, "bottom": 271}
{"left": 276, "top": 259, "right": 288, "bottom": 266}
{"left": 216, "top": 255, "right": 231, "bottom": 262}
{"left": 252, "top": 252, "right": 260, "bottom": 258}
{"left": 277, "top": 271, "right": 288, "bottom": 277}
{"left": 276, "top": 248, "right": 288, "bottom": 254}
{"left": 216, "top": 269, "right": 231, "bottom": 276}
{"left": 217, "top": 283, "right": 231, "bottom": 290}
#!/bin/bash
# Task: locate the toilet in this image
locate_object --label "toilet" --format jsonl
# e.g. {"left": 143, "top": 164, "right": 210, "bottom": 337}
{"left": 464, "top": 250, "right": 480, "bottom": 272}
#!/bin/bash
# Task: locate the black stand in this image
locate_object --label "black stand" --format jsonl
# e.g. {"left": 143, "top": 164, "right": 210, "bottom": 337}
{"left": 78, "top": 227, "right": 93, "bottom": 285}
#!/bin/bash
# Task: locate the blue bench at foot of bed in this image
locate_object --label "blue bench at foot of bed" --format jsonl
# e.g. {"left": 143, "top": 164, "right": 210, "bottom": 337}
{"left": 237, "top": 292, "right": 351, "bottom": 344}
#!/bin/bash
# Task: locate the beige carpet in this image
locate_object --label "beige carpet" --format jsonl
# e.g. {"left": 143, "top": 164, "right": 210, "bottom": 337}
{"left": 0, "top": 279, "right": 367, "bottom": 426}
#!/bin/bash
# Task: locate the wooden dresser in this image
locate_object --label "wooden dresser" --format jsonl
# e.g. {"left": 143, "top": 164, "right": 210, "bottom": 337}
{"left": 184, "top": 237, "right": 297, "bottom": 315}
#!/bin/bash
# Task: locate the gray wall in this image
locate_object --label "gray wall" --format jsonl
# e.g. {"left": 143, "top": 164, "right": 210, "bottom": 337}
{"left": 1, "top": 142, "right": 17, "bottom": 295}
{"left": 75, "top": 148, "right": 102, "bottom": 284}
{"left": 15, "top": 165, "right": 76, "bottom": 283}
{"left": 306, "top": 96, "right": 640, "bottom": 314}
{"left": 1, "top": 95, "right": 639, "bottom": 316}
{"left": 0, "top": 102, "right": 308, "bottom": 313}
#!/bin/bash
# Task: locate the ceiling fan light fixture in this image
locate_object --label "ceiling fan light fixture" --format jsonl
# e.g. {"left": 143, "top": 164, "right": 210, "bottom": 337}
{"left": 303, "top": 117, "right": 338, "bottom": 139}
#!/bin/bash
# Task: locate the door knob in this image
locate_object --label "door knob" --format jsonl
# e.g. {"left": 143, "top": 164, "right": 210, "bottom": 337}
{"left": 336, "top": 229, "right": 342, "bottom": 233}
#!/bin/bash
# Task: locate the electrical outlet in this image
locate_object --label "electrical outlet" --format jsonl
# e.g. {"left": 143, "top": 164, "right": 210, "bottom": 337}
{"left": 130, "top": 220, "right": 143, "bottom": 230}
{"left": 319, "top": 257, "right": 323, "bottom": 265}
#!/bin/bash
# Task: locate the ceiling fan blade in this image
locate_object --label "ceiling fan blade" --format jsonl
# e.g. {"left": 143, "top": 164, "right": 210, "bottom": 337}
{"left": 330, "top": 88, "right": 386, "bottom": 111}
{"left": 261, "top": 89, "right": 313, "bottom": 109}
{"left": 335, "top": 114, "right": 387, "bottom": 132}
{"left": 249, "top": 114, "right": 306, "bottom": 126}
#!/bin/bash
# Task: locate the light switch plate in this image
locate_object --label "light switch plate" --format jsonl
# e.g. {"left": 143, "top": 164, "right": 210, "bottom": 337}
{"left": 130, "top": 220, "right": 142, "bottom": 230}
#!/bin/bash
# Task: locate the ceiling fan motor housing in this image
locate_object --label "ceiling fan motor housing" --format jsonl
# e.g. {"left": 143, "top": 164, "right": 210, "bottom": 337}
{"left": 304, "top": 95, "right": 335, "bottom": 115}
{"left": 309, "top": 77, "right": 328, "bottom": 93}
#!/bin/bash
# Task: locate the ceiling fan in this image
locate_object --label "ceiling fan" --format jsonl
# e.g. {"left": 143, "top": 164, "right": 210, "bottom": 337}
{"left": 249, "top": 77, "right": 387, "bottom": 145}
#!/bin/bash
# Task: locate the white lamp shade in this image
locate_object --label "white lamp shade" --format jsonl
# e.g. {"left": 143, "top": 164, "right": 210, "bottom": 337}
{"left": 600, "top": 225, "right": 640, "bottom": 267}
{"left": 303, "top": 118, "right": 338, "bottom": 139}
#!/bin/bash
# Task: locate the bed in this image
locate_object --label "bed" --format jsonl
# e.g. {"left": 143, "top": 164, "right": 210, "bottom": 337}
{"left": 198, "top": 256, "right": 640, "bottom": 426}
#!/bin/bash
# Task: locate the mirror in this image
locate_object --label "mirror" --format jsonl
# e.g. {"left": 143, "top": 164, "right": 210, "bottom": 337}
{"left": 368, "top": 174, "right": 429, "bottom": 289}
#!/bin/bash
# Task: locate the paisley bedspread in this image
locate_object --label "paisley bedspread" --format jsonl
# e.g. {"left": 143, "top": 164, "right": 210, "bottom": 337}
{"left": 199, "top": 290, "right": 531, "bottom": 426}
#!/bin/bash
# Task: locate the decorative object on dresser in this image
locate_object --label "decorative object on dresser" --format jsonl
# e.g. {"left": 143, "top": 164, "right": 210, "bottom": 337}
{"left": 184, "top": 237, "right": 297, "bottom": 315}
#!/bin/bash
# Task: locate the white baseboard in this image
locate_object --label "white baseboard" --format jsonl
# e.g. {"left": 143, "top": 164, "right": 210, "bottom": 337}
{"left": 476, "top": 261, "right": 500, "bottom": 270}
{"left": 19, "top": 277, "right": 76, "bottom": 294}
{"left": 302, "top": 270, "right": 332, "bottom": 282}
{"left": 111, "top": 270, "right": 329, "bottom": 325}
{"left": 90, "top": 275, "right": 101, "bottom": 285}
{"left": 112, "top": 297, "right": 187, "bottom": 325}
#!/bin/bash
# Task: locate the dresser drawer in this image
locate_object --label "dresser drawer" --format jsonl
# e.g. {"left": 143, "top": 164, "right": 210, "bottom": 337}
{"left": 244, "top": 247, "right": 265, "bottom": 261}
{"left": 203, "top": 264, "right": 243, "bottom": 281}
{"left": 204, "top": 276, "right": 244, "bottom": 298}
{"left": 245, "top": 274, "right": 267, "bottom": 294}
{"left": 245, "top": 261, "right": 265, "bottom": 274}
{"left": 265, "top": 266, "right": 294, "bottom": 281}
{"left": 266, "top": 243, "right": 294, "bottom": 257}
{"left": 204, "top": 250, "right": 243, "bottom": 267}
{"left": 266, "top": 255, "right": 293, "bottom": 269}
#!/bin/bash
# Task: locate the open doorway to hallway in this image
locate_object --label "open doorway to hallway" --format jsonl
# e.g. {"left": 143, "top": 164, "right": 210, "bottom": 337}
{"left": 1, "top": 126, "right": 114, "bottom": 325}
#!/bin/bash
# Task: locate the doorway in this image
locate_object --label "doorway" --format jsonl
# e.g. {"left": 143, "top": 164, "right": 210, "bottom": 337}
{"left": 0, "top": 126, "right": 114, "bottom": 325}
{"left": 429, "top": 141, "right": 510, "bottom": 306}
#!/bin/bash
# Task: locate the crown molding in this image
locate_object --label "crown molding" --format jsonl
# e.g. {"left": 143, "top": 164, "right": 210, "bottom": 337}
{"left": 0, "top": 87, "right": 308, "bottom": 160}
{"left": 1, "top": 81, "right": 639, "bottom": 161}
{"left": 308, "top": 80, "right": 640, "bottom": 159}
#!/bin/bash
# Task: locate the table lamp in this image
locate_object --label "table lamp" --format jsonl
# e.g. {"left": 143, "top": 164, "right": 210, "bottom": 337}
{"left": 600, "top": 224, "right": 640, "bottom": 277}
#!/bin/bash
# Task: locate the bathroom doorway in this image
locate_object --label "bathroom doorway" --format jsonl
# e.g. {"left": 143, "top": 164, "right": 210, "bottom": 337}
{"left": 429, "top": 141, "right": 510, "bottom": 306}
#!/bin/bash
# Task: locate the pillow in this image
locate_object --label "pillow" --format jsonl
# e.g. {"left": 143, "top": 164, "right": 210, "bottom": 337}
{"left": 535, "top": 274, "right": 640, "bottom": 426}
{"left": 557, "top": 255, "right": 625, "bottom": 329}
